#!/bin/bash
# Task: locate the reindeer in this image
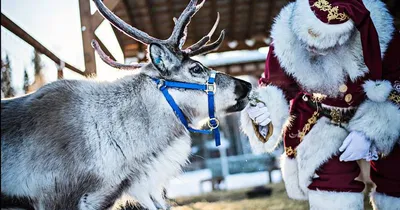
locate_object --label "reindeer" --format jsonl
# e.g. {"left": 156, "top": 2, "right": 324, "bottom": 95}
{"left": 1, "top": 0, "right": 252, "bottom": 209}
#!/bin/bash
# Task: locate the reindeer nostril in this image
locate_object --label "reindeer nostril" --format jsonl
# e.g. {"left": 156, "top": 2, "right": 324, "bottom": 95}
{"left": 235, "top": 80, "right": 252, "bottom": 100}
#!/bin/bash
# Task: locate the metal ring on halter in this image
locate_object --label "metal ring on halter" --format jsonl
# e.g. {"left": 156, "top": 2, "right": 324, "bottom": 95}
{"left": 157, "top": 79, "right": 165, "bottom": 89}
{"left": 204, "top": 83, "right": 216, "bottom": 94}
{"left": 207, "top": 118, "right": 220, "bottom": 130}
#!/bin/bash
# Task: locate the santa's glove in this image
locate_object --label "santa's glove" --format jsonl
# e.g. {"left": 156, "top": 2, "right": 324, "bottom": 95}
{"left": 339, "top": 131, "right": 378, "bottom": 162}
{"left": 246, "top": 102, "right": 271, "bottom": 126}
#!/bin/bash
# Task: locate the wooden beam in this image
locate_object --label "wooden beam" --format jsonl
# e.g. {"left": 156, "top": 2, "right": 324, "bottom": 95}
{"left": 211, "top": 0, "right": 217, "bottom": 24}
{"left": 1, "top": 13, "right": 85, "bottom": 76}
{"left": 143, "top": 0, "right": 160, "bottom": 38}
{"left": 166, "top": 0, "right": 175, "bottom": 24}
{"left": 229, "top": 0, "right": 236, "bottom": 40}
{"left": 246, "top": 0, "right": 256, "bottom": 39}
{"left": 121, "top": 0, "right": 145, "bottom": 59}
{"left": 92, "top": 0, "right": 121, "bottom": 30}
{"left": 265, "top": 0, "right": 277, "bottom": 36}
{"left": 94, "top": 35, "right": 117, "bottom": 61}
{"left": 79, "top": 0, "right": 97, "bottom": 76}
{"left": 122, "top": 0, "right": 136, "bottom": 27}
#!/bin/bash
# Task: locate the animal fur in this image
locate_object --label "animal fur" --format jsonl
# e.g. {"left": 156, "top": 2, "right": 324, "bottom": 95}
{"left": 1, "top": 53, "right": 251, "bottom": 210}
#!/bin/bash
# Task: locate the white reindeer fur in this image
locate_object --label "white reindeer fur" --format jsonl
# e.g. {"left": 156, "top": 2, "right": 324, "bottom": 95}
{"left": 1, "top": 54, "right": 250, "bottom": 209}
{"left": 371, "top": 191, "right": 400, "bottom": 210}
{"left": 240, "top": 0, "right": 397, "bottom": 203}
{"left": 309, "top": 190, "right": 364, "bottom": 210}
{"left": 240, "top": 85, "right": 290, "bottom": 153}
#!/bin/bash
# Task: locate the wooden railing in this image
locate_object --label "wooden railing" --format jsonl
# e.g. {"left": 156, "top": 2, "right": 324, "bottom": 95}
{"left": 1, "top": 13, "right": 85, "bottom": 78}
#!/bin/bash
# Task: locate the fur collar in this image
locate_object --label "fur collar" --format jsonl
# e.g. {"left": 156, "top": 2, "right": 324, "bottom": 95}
{"left": 271, "top": 0, "right": 395, "bottom": 97}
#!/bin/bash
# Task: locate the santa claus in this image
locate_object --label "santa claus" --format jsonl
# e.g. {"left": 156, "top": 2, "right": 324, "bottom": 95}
{"left": 241, "top": 0, "right": 400, "bottom": 209}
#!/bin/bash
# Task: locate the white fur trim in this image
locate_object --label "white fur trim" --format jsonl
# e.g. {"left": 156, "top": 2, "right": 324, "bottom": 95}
{"left": 309, "top": 190, "right": 364, "bottom": 210}
{"left": 363, "top": 0, "right": 395, "bottom": 58}
{"left": 296, "top": 117, "right": 348, "bottom": 194}
{"left": 348, "top": 100, "right": 400, "bottom": 155}
{"left": 240, "top": 85, "right": 290, "bottom": 153}
{"left": 270, "top": 0, "right": 395, "bottom": 97}
{"left": 291, "top": 0, "right": 355, "bottom": 50}
{"left": 280, "top": 155, "right": 307, "bottom": 200}
{"left": 370, "top": 191, "right": 400, "bottom": 210}
{"left": 363, "top": 80, "right": 393, "bottom": 102}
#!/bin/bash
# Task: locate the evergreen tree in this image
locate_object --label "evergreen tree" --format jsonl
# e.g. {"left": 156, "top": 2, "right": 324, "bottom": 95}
{"left": 1, "top": 55, "right": 15, "bottom": 98}
{"left": 32, "top": 49, "right": 43, "bottom": 76}
{"left": 23, "top": 68, "right": 29, "bottom": 93}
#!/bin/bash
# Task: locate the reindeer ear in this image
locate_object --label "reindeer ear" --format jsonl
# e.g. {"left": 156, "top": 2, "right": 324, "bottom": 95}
{"left": 149, "top": 43, "right": 181, "bottom": 74}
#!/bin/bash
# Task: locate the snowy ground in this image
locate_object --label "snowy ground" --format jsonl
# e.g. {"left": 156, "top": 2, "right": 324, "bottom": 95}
{"left": 166, "top": 169, "right": 282, "bottom": 198}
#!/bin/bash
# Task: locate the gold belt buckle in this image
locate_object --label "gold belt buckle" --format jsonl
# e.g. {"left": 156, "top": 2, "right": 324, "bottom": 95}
{"left": 330, "top": 109, "right": 342, "bottom": 124}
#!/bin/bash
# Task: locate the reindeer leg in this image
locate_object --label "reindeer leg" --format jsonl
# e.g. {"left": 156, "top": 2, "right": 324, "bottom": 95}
{"left": 125, "top": 185, "right": 157, "bottom": 210}
{"left": 150, "top": 187, "right": 169, "bottom": 210}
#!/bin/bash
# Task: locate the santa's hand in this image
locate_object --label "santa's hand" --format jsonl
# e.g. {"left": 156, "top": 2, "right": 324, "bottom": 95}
{"left": 339, "top": 131, "right": 371, "bottom": 162}
{"left": 246, "top": 103, "right": 271, "bottom": 126}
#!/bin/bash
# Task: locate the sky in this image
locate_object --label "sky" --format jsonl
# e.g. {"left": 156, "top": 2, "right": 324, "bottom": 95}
{"left": 1, "top": 0, "right": 125, "bottom": 95}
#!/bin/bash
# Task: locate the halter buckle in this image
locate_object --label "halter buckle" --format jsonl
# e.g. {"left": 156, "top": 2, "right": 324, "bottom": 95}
{"left": 205, "top": 83, "right": 216, "bottom": 94}
{"left": 207, "top": 118, "right": 220, "bottom": 130}
{"left": 157, "top": 79, "right": 165, "bottom": 89}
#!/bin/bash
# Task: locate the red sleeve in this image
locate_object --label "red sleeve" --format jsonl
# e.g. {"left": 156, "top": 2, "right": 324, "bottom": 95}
{"left": 259, "top": 44, "right": 300, "bottom": 100}
{"left": 382, "top": 30, "right": 400, "bottom": 85}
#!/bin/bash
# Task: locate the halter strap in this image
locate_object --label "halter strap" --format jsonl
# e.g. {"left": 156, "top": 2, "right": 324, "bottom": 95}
{"left": 152, "top": 70, "right": 221, "bottom": 146}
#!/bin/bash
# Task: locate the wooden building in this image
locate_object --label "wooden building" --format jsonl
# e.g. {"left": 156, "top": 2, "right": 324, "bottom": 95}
{"left": 79, "top": 0, "right": 400, "bottom": 78}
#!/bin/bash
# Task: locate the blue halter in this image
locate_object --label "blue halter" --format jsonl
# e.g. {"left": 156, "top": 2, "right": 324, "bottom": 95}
{"left": 152, "top": 70, "right": 221, "bottom": 146}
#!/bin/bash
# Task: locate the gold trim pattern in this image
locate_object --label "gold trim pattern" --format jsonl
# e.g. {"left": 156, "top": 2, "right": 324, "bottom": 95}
{"left": 252, "top": 121, "right": 274, "bottom": 143}
{"left": 285, "top": 146, "right": 297, "bottom": 157}
{"left": 298, "top": 111, "right": 320, "bottom": 141}
{"left": 330, "top": 109, "right": 342, "bottom": 124}
{"left": 388, "top": 91, "right": 400, "bottom": 106}
{"left": 312, "top": 0, "right": 349, "bottom": 22}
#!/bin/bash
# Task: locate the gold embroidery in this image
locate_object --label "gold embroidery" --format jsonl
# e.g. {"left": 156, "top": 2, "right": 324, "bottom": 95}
{"left": 251, "top": 121, "right": 274, "bottom": 143}
{"left": 330, "top": 109, "right": 342, "bottom": 124}
{"left": 298, "top": 111, "right": 320, "bottom": 141}
{"left": 312, "top": 93, "right": 327, "bottom": 102}
{"left": 285, "top": 146, "right": 297, "bottom": 157}
{"left": 312, "top": 0, "right": 349, "bottom": 22}
{"left": 388, "top": 91, "right": 400, "bottom": 105}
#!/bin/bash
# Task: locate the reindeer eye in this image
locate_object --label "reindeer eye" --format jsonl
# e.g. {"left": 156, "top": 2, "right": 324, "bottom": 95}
{"left": 190, "top": 64, "right": 203, "bottom": 74}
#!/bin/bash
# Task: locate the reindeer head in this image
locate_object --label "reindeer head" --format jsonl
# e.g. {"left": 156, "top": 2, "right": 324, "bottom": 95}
{"left": 92, "top": 0, "right": 252, "bottom": 118}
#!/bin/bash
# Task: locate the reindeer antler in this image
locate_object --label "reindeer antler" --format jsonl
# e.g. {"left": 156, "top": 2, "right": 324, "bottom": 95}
{"left": 91, "top": 40, "right": 144, "bottom": 70}
{"left": 168, "top": 0, "right": 205, "bottom": 49}
{"left": 91, "top": 0, "right": 225, "bottom": 68}
{"left": 92, "top": 0, "right": 161, "bottom": 45}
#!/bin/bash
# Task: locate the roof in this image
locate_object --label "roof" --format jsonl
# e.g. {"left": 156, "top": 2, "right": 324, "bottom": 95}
{"left": 110, "top": 0, "right": 400, "bottom": 60}
{"left": 111, "top": 0, "right": 290, "bottom": 59}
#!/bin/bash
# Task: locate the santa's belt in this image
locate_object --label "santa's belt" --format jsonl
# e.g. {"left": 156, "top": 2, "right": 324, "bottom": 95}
{"left": 303, "top": 95, "right": 357, "bottom": 125}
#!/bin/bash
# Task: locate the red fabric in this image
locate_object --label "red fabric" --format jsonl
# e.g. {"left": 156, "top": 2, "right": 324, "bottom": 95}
{"left": 370, "top": 145, "right": 400, "bottom": 197}
{"left": 260, "top": 44, "right": 300, "bottom": 100}
{"left": 382, "top": 31, "right": 400, "bottom": 83}
{"left": 308, "top": 156, "right": 365, "bottom": 192}
{"left": 309, "top": 0, "right": 349, "bottom": 24}
{"left": 284, "top": 93, "right": 318, "bottom": 159}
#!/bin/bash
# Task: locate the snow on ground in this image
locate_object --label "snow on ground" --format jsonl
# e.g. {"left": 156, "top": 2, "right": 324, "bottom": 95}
{"left": 166, "top": 169, "right": 282, "bottom": 198}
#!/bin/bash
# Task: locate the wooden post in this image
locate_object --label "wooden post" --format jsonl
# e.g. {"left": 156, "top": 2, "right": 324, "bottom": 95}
{"left": 57, "top": 61, "right": 65, "bottom": 79}
{"left": 79, "top": 0, "right": 97, "bottom": 76}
